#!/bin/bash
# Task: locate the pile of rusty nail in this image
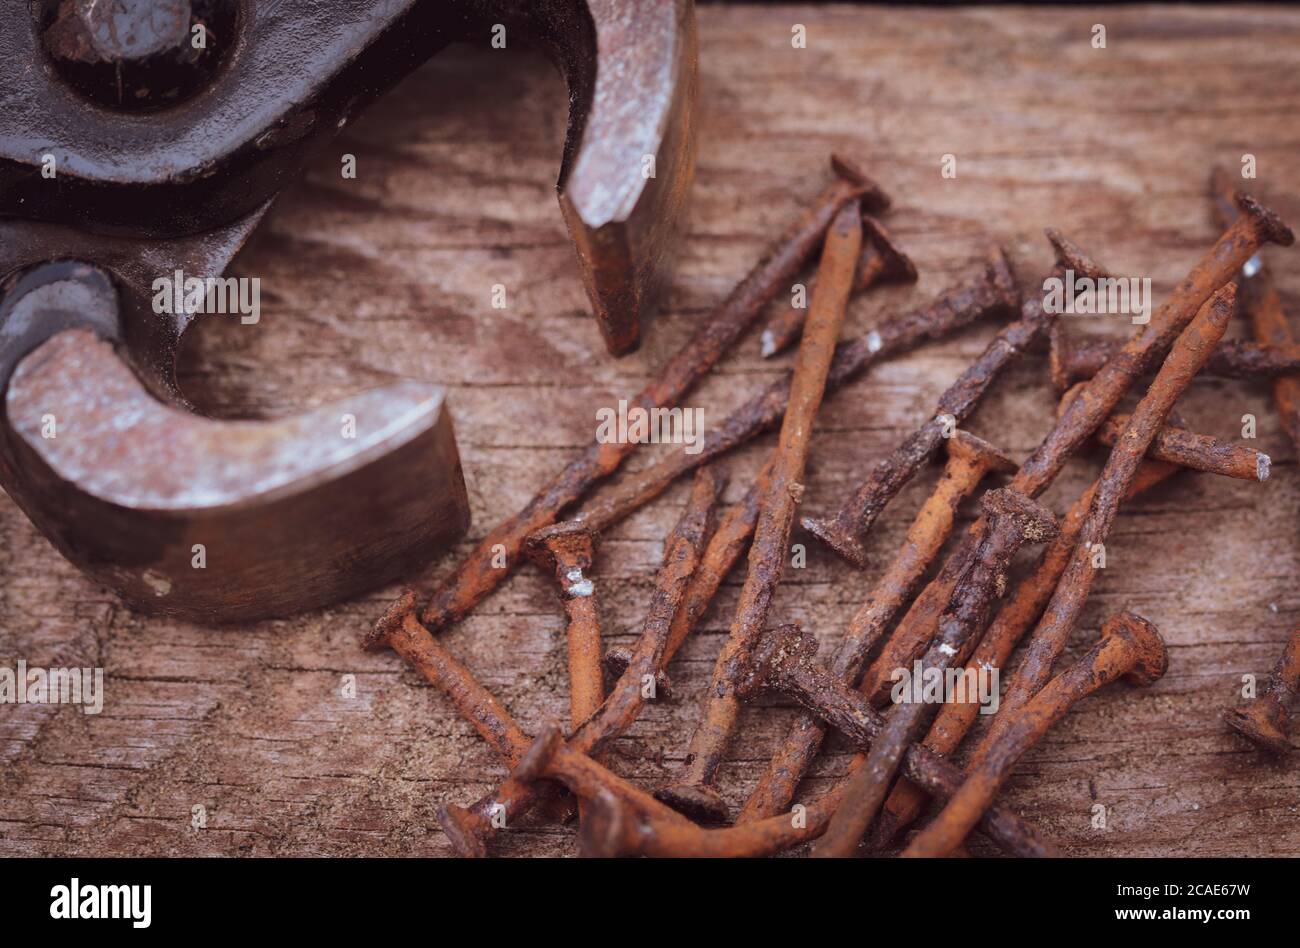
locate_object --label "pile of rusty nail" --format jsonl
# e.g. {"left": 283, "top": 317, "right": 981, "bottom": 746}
{"left": 365, "top": 157, "right": 1298, "bottom": 857}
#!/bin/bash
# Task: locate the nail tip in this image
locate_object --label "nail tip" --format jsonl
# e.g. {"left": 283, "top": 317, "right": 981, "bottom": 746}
{"left": 801, "top": 516, "right": 869, "bottom": 569}
{"left": 436, "top": 805, "right": 489, "bottom": 858}
{"left": 1223, "top": 706, "right": 1291, "bottom": 754}
{"left": 829, "top": 153, "right": 890, "bottom": 211}
{"left": 653, "top": 783, "right": 731, "bottom": 824}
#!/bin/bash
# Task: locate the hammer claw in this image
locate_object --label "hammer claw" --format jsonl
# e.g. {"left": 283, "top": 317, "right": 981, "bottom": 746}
{"left": 0, "top": 268, "right": 469, "bottom": 622}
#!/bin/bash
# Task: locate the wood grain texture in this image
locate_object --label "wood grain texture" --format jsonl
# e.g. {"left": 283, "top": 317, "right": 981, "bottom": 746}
{"left": 3, "top": 4, "right": 1299, "bottom": 857}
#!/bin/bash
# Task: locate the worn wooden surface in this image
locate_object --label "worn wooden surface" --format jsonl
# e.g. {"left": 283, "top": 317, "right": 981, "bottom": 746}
{"left": 3, "top": 5, "right": 1299, "bottom": 857}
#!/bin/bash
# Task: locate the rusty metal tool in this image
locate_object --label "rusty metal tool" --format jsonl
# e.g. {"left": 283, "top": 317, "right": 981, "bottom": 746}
{"left": 3, "top": 0, "right": 698, "bottom": 356}
{"left": 0, "top": 257, "right": 471, "bottom": 622}
{"left": 0, "top": 1, "right": 699, "bottom": 620}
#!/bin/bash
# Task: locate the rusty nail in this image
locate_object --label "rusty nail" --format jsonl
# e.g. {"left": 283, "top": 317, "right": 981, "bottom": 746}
{"left": 803, "top": 229, "right": 1099, "bottom": 568}
{"left": 661, "top": 465, "right": 770, "bottom": 665}
{"left": 449, "top": 721, "right": 706, "bottom": 859}
{"left": 525, "top": 521, "right": 604, "bottom": 731}
{"left": 735, "top": 624, "right": 1058, "bottom": 857}
{"left": 760, "top": 212, "right": 918, "bottom": 358}
{"left": 437, "top": 466, "right": 721, "bottom": 853}
{"left": 737, "top": 430, "right": 1015, "bottom": 822}
{"left": 604, "top": 460, "right": 773, "bottom": 700}
{"left": 1224, "top": 626, "right": 1299, "bottom": 754}
{"left": 1056, "top": 381, "right": 1271, "bottom": 482}
{"left": 812, "top": 487, "right": 1059, "bottom": 857}
{"left": 1014, "top": 192, "right": 1289, "bottom": 500}
{"left": 365, "top": 592, "right": 531, "bottom": 764}
{"left": 862, "top": 197, "right": 1292, "bottom": 720}
{"left": 904, "top": 611, "right": 1169, "bottom": 857}
{"left": 405, "top": 644, "right": 688, "bottom": 858}
{"left": 524, "top": 520, "right": 604, "bottom": 825}
{"left": 574, "top": 466, "right": 721, "bottom": 753}
{"left": 573, "top": 252, "right": 1013, "bottom": 536}
{"left": 391, "top": 155, "right": 873, "bottom": 640}
{"left": 655, "top": 198, "right": 863, "bottom": 822}
{"left": 1095, "top": 411, "right": 1269, "bottom": 482}
{"left": 1049, "top": 324, "right": 1300, "bottom": 392}
{"left": 968, "top": 285, "right": 1237, "bottom": 780}
{"left": 873, "top": 458, "right": 1178, "bottom": 845}
{"left": 573, "top": 623, "right": 1057, "bottom": 858}
{"left": 1211, "top": 168, "right": 1300, "bottom": 456}
{"left": 364, "top": 599, "right": 571, "bottom": 855}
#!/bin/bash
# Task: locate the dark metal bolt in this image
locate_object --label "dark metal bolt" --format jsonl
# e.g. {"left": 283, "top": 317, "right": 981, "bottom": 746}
{"left": 812, "top": 487, "right": 1059, "bottom": 857}
{"left": 1224, "top": 627, "right": 1299, "bottom": 754}
{"left": 40, "top": 0, "right": 238, "bottom": 111}
{"left": 904, "top": 611, "right": 1169, "bottom": 857}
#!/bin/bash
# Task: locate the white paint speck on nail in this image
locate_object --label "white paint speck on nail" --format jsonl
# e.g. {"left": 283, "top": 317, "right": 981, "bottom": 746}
{"left": 565, "top": 567, "right": 593, "bottom": 598}
{"left": 142, "top": 570, "right": 172, "bottom": 597}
